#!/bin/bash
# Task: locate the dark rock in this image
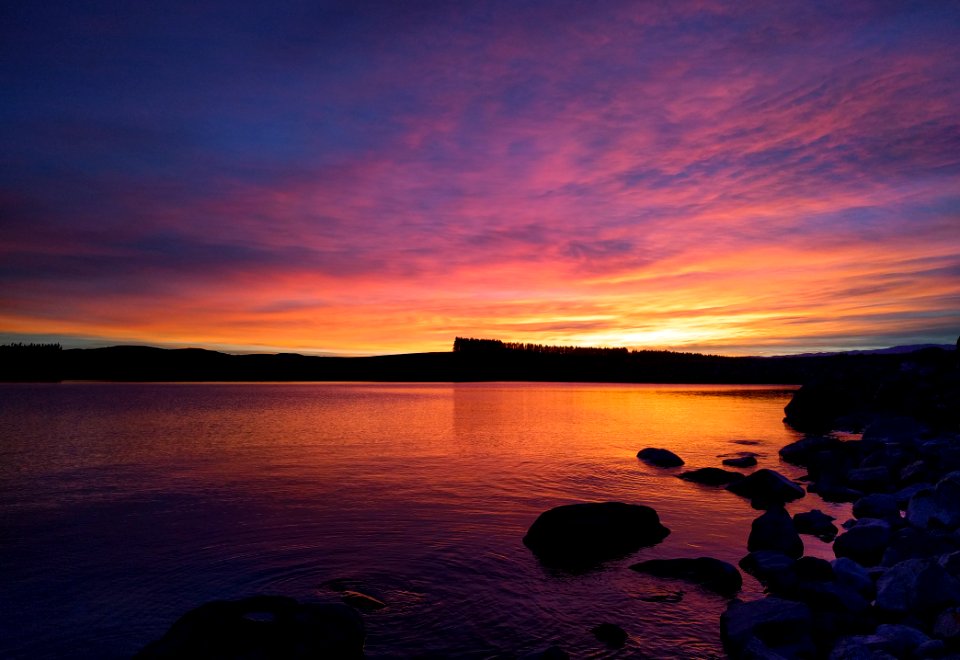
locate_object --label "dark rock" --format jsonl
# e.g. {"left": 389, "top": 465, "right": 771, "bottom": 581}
{"left": 637, "top": 447, "right": 684, "bottom": 467}
{"left": 135, "top": 596, "right": 365, "bottom": 659}
{"left": 830, "top": 624, "right": 931, "bottom": 659}
{"left": 793, "top": 509, "right": 839, "bottom": 540}
{"left": 723, "top": 455, "right": 758, "bottom": 468}
{"left": 862, "top": 417, "right": 929, "bottom": 446}
{"left": 852, "top": 494, "right": 901, "bottom": 522}
{"left": 739, "top": 551, "right": 796, "bottom": 580}
{"left": 875, "top": 558, "right": 960, "bottom": 616}
{"left": 739, "top": 551, "right": 799, "bottom": 593}
{"left": 678, "top": 467, "right": 746, "bottom": 486}
{"left": 906, "top": 473, "right": 960, "bottom": 532}
{"left": 727, "top": 469, "right": 806, "bottom": 508}
{"left": 846, "top": 466, "right": 892, "bottom": 493}
{"left": 893, "top": 482, "right": 931, "bottom": 508}
{"left": 591, "top": 623, "right": 627, "bottom": 648}
{"left": 834, "top": 519, "right": 892, "bottom": 567}
{"left": 784, "top": 379, "right": 864, "bottom": 432}
{"left": 809, "top": 482, "right": 864, "bottom": 503}
{"left": 779, "top": 435, "right": 844, "bottom": 466}
{"left": 741, "top": 637, "right": 791, "bottom": 659}
{"left": 630, "top": 557, "right": 742, "bottom": 595}
{"left": 933, "top": 607, "right": 960, "bottom": 643}
{"left": 720, "top": 597, "right": 813, "bottom": 656}
{"left": 748, "top": 507, "right": 804, "bottom": 559}
{"left": 940, "top": 550, "right": 960, "bottom": 578}
{"left": 340, "top": 591, "right": 386, "bottom": 611}
{"left": 832, "top": 558, "right": 874, "bottom": 599}
{"left": 881, "top": 526, "right": 960, "bottom": 566}
{"left": 523, "top": 502, "right": 669, "bottom": 568}
{"left": 796, "top": 556, "right": 834, "bottom": 582}
{"left": 797, "top": 581, "right": 870, "bottom": 615}
{"left": 899, "top": 460, "right": 930, "bottom": 485}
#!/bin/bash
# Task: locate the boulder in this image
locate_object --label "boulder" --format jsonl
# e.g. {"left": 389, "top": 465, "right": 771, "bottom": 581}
{"left": 875, "top": 558, "right": 960, "bottom": 615}
{"left": 833, "top": 519, "right": 892, "bottom": 567}
{"left": 723, "top": 455, "right": 758, "bottom": 468}
{"left": 720, "top": 597, "right": 813, "bottom": 656}
{"left": 678, "top": 467, "right": 746, "bottom": 486}
{"left": 852, "top": 494, "right": 900, "bottom": 522}
{"left": 933, "top": 607, "right": 960, "bottom": 643}
{"left": 905, "top": 474, "right": 960, "bottom": 531}
{"left": 748, "top": 507, "right": 803, "bottom": 559}
{"left": 637, "top": 447, "right": 684, "bottom": 468}
{"left": 846, "top": 466, "right": 892, "bottom": 493}
{"left": 795, "top": 556, "right": 834, "bottom": 583}
{"left": 523, "top": 502, "right": 669, "bottom": 568}
{"left": 134, "top": 596, "right": 365, "bottom": 659}
{"left": 629, "top": 557, "right": 742, "bottom": 595}
{"left": 591, "top": 623, "right": 627, "bottom": 648}
{"left": 880, "top": 526, "right": 960, "bottom": 566}
{"left": 831, "top": 558, "right": 875, "bottom": 598}
{"left": 829, "top": 624, "right": 931, "bottom": 659}
{"left": 808, "top": 482, "right": 864, "bottom": 503}
{"left": 727, "top": 469, "right": 805, "bottom": 508}
{"left": 862, "top": 417, "right": 928, "bottom": 446}
{"left": 739, "top": 551, "right": 797, "bottom": 593}
{"left": 793, "top": 509, "right": 839, "bottom": 540}
{"left": 779, "top": 435, "right": 844, "bottom": 466}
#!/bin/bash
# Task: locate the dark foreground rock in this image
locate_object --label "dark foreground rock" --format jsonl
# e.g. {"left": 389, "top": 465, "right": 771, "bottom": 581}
{"left": 793, "top": 509, "right": 838, "bottom": 541}
{"left": 727, "top": 469, "right": 805, "bottom": 508}
{"left": 523, "top": 502, "right": 669, "bottom": 568}
{"left": 748, "top": 506, "right": 803, "bottom": 559}
{"left": 591, "top": 622, "right": 628, "bottom": 648}
{"left": 630, "top": 557, "right": 742, "bottom": 595}
{"left": 678, "top": 467, "right": 745, "bottom": 486}
{"left": 637, "top": 447, "right": 684, "bottom": 467}
{"left": 722, "top": 455, "right": 758, "bottom": 468}
{"left": 135, "top": 595, "right": 364, "bottom": 659}
{"left": 720, "top": 597, "right": 813, "bottom": 658}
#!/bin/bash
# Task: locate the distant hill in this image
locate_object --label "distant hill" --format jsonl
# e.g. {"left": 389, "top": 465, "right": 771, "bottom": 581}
{"left": 1, "top": 337, "right": 956, "bottom": 384}
{"left": 783, "top": 344, "right": 955, "bottom": 358}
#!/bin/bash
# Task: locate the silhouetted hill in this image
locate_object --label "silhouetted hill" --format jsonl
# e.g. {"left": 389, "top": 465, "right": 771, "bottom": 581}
{"left": 1, "top": 337, "right": 955, "bottom": 384}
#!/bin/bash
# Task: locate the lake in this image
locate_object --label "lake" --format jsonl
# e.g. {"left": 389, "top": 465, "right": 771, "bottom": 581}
{"left": 0, "top": 382, "right": 849, "bottom": 658}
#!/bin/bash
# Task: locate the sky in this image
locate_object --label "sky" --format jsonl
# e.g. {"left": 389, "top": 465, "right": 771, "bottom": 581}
{"left": 2, "top": 1, "right": 959, "bottom": 356}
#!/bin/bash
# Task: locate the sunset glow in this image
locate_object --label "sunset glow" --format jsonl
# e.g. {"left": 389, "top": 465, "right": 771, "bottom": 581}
{"left": 2, "top": 2, "right": 958, "bottom": 355}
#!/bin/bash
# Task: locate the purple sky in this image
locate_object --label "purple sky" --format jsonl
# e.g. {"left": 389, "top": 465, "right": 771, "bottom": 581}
{"left": 2, "top": 1, "right": 959, "bottom": 354}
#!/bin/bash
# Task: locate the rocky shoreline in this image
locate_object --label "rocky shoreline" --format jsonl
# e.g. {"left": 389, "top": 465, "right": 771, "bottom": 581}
{"left": 137, "top": 344, "right": 958, "bottom": 658}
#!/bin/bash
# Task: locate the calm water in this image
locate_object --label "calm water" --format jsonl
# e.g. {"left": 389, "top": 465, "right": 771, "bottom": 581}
{"left": 0, "top": 382, "right": 849, "bottom": 658}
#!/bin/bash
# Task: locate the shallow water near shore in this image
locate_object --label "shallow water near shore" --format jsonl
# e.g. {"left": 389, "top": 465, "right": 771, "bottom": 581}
{"left": 0, "top": 382, "right": 851, "bottom": 658}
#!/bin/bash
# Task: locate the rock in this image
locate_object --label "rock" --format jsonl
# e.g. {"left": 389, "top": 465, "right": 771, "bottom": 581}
{"left": 875, "top": 558, "right": 960, "bottom": 615}
{"left": 862, "top": 417, "right": 929, "bottom": 446}
{"left": 783, "top": 379, "right": 864, "bottom": 432}
{"left": 723, "top": 455, "right": 758, "bottom": 468}
{"left": 720, "top": 597, "right": 813, "bottom": 656}
{"left": 893, "top": 482, "right": 930, "bottom": 508}
{"left": 880, "top": 526, "right": 960, "bottom": 566}
{"left": 795, "top": 556, "right": 834, "bottom": 582}
{"left": 340, "top": 591, "right": 386, "bottom": 611}
{"left": 829, "top": 624, "right": 931, "bottom": 659}
{"left": 809, "top": 483, "right": 864, "bottom": 503}
{"left": 793, "top": 509, "right": 839, "bottom": 540}
{"left": 832, "top": 558, "right": 875, "bottom": 598}
{"left": 906, "top": 474, "right": 960, "bottom": 531}
{"left": 678, "top": 467, "right": 746, "bottom": 486}
{"left": 796, "top": 581, "right": 870, "bottom": 615}
{"left": 933, "top": 607, "right": 960, "bottom": 643}
{"left": 834, "top": 519, "right": 892, "bottom": 567}
{"left": 630, "top": 557, "right": 742, "bottom": 595}
{"left": 940, "top": 550, "right": 960, "bottom": 578}
{"left": 523, "top": 502, "right": 670, "bottom": 568}
{"left": 134, "top": 596, "right": 365, "bottom": 659}
{"left": 899, "top": 460, "right": 930, "bottom": 484}
{"left": 741, "top": 637, "right": 791, "bottom": 659}
{"left": 779, "top": 435, "right": 844, "bottom": 466}
{"left": 637, "top": 447, "right": 684, "bottom": 467}
{"left": 828, "top": 637, "right": 898, "bottom": 660}
{"left": 727, "top": 469, "right": 806, "bottom": 508}
{"left": 846, "top": 466, "right": 892, "bottom": 493}
{"left": 748, "top": 507, "right": 803, "bottom": 559}
{"left": 591, "top": 623, "right": 627, "bottom": 648}
{"left": 740, "top": 551, "right": 796, "bottom": 579}
{"left": 852, "top": 494, "right": 901, "bottom": 522}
